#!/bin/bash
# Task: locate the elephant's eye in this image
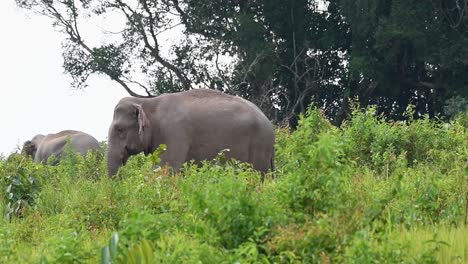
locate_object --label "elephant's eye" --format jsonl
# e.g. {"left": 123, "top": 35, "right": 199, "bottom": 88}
{"left": 115, "top": 127, "right": 124, "bottom": 135}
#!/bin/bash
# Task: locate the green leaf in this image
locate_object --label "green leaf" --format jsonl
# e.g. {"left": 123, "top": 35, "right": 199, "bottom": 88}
{"left": 140, "top": 240, "right": 154, "bottom": 263}
{"left": 101, "top": 246, "right": 111, "bottom": 264}
{"left": 109, "top": 233, "right": 119, "bottom": 260}
{"left": 40, "top": 256, "right": 49, "bottom": 264}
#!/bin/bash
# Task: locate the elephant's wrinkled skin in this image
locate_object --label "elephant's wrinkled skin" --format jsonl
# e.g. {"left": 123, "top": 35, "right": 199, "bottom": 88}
{"left": 22, "top": 130, "right": 101, "bottom": 163}
{"left": 107, "top": 89, "right": 275, "bottom": 176}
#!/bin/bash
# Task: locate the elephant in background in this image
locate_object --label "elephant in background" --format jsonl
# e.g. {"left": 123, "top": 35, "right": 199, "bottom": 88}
{"left": 22, "top": 130, "right": 101, "bottom": 163}
{"left": 107, "top": 89, "right": 275, "bottom": 176}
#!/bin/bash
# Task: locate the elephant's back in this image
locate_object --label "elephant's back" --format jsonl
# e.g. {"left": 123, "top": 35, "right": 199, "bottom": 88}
{"left": 144, "top": 89, "right": 274, "bottom": 142}
{"left": 69, "top": 133, "right": 101, "bottom": 155}
{"left": 164, "top": 89, "right": 273, "bottom": 131}
{"left": 45, "top": 130, "right": 95, "bottom": 145}
{"left": 37, "top": 130, "right": 100, "bottom": 161}
{"left": 172, "top": 89, "right": 263, "bottom": 114}
{"left": 182, "top": 89, "right": 248, "bottom": 105}
{"left": 139, "top": 89, "right": 268, "bottom": 122}
{"left": 161, "top": 90, "right": 274, "bottom": 149}
{"left": 46, "top": 130, "right": 83, "bottom": 140}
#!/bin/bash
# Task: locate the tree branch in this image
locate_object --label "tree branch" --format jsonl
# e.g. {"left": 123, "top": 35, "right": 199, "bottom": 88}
{"left": 117, "top": 0, "right": 192, "bottom": 89}
{"left": 215, "top": 51, "right": 232, "bottom": 90}
{"left": 121, "top": 76, "right": 153, "bottom": 96}
{"left": 41, "top": 1, "right": 152, "bottom": 98}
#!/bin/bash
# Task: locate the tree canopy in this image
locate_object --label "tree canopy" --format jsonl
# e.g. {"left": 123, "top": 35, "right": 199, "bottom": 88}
{"left": 16, "top": 0, "right": 468, "bottom": 125}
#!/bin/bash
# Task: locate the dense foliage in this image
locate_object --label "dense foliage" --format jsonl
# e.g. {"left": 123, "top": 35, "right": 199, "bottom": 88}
{"left": 0, "top": 107, "right": 466, "bottom": 263}
{"left": 15, "top": 0, "right": 468, "bottom": 124}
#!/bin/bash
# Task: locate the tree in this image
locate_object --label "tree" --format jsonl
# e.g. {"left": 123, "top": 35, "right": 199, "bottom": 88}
{"left": 16, "top": 0, "right": 349, "bottom": 125}
{"left": 16, "top": 0, "right": 205, "bottom": 97}
{"left": 175, "top": 0, "right": 350, "bottom": 124}
{"left": 339, "top": 0, "right": 468, "bottom": 119}
{"left": 17, "top": 0, "right": 468, "bottom": 124}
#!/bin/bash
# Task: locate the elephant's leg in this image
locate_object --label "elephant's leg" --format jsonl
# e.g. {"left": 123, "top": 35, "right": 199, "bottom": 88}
{"left": 249, "top": 137, "right": 274, "bottom": 176}
{"left": 159, "top": 139, "right": 190, "bottom": 173}
{"left": 250, "top": 151, "right": 270, "bottom": 174}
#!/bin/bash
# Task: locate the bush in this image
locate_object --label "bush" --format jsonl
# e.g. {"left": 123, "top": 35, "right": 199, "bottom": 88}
{"left": 1, "top": 154, "right": 43, "bottom": 221}
{"left": 181, "top": 161, "right": 281, "bottom": 249}
{"left": 278, "top": 131, "right": 351, "bottom": 218}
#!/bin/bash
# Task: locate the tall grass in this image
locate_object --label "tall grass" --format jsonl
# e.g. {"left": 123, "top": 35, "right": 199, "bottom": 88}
{"left": 0, "top": 106, "right": 466, "bottom": 263}
{"left": 392, "top": 225, "right": 468, "bottom": 263}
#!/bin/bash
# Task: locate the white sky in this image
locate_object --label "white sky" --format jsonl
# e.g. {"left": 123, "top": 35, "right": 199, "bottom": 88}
{"left": 0, "top": 1, "right": 129, "bottom": 155}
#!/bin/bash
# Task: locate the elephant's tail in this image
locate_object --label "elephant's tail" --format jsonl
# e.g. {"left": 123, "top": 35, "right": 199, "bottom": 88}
{"left": 270, "top": 149, "right": 275, "bottom": 172}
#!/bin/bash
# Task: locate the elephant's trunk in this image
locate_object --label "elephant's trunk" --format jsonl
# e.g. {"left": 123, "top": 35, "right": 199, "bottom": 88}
{"left": 107, "top": 156, "right": 120, "bottom": 177}
{"left": 107, "top": 147, "right": 123, "bottom": 177}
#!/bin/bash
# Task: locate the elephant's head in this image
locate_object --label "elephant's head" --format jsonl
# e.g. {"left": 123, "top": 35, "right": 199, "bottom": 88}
{"left": 107, "top": 100, "right": 151, "bottom": 176}
{"left": 22, "top": 134, "right": 45, "bottom": 159}
{"left": 22, "top": 140, "right": 36, "bottom": 157}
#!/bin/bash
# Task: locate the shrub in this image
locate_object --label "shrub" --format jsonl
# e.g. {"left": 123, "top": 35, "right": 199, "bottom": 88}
{"left": 181, "top": 161, "right": 281, "bottom": 249}
{"left": 2, "top": 154, "right": 43, "bottom": 221}
{"left": 276, "top": 107, "right": 351, "bottom": 218}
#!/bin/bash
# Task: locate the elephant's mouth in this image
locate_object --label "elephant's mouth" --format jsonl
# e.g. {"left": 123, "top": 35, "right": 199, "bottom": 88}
{"left": 122, "top": 146, "right": 130, "bottom": 164}
{"left": 122, "top": 155, "right": 129, "bottom": 165}
{"left": 124, "top": 145, "right": 145, "bottom": 156}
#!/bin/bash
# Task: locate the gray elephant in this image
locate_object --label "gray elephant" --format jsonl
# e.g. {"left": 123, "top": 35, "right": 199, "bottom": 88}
{"left": 22, "top": 130, "right": 101, "bottom": 163}
{"left": 107, "top": 89, "right": 275, "bottom": 176}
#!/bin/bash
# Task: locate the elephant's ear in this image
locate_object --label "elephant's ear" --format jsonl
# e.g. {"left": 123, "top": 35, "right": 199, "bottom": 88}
{"left": 133, "top": 103, "right": 149, "bottom": 142}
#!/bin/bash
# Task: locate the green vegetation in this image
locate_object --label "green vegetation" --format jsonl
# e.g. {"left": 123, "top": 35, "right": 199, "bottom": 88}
{"left": 1, "top": 107, "right": 466, "bottom": 263}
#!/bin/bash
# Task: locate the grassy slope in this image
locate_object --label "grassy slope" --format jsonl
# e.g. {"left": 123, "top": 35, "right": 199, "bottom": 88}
{"left": 0, "top": 108, "right": 466, "bottom": 263}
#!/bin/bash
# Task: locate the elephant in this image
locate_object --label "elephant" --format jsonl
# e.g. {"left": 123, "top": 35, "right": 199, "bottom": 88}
{"left": 22, "top": 130, "right": 101, "bottom": 163}
{"left": 107, "top": 89, "right": 275, "bottom": 176}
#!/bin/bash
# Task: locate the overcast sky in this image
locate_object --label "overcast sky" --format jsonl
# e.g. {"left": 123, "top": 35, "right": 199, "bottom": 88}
{"left": 0, "top": 1, "right": 129, "bottom": 155}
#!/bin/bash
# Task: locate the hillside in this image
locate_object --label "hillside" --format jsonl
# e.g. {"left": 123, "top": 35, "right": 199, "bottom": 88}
{"left": 0, "top": 107, "right": 466, "bottom": 263}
